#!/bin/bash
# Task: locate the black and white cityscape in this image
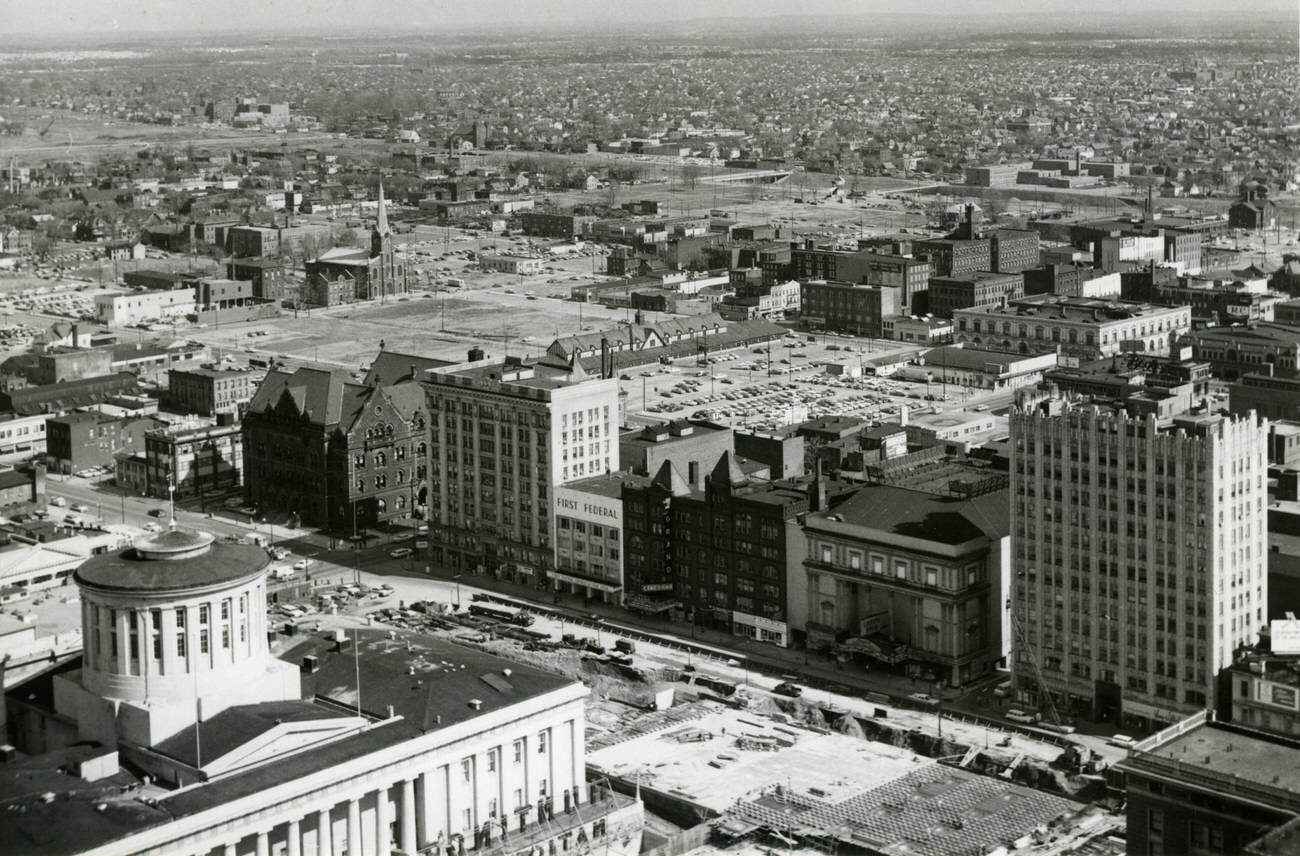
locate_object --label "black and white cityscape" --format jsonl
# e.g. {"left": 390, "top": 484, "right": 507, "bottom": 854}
{"left": 1, "top": 1, "right": 1299, "bottom": 854}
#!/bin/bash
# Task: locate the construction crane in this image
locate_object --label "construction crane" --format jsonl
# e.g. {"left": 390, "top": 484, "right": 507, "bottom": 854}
{"left": 1008, "top": 595, "right": 1064, "bottom": 727}
{"left": 38, "top": 118, "right": 54, "bottom": 138}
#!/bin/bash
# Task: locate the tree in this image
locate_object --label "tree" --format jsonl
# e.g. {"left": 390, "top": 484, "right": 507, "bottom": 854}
{"left": 682, "top": 163, "right": 701, "bottom": 191}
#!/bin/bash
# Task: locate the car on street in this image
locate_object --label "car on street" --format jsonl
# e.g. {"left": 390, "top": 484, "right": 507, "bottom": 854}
{"left": 773, "top": 681, "right": 803, "bottom": 698}
{"left": 293, "top": 559, "right": 310, "bottom": 571}
{"left": 907, "top": 692, "right": 940, "bottom": 707}
{"left": 1109, "top": 734, "right": 1137, "bottom": 749}
{"left": 389, "top": 547, "right": 412, "bottom": 558}
{"left": 1005, "top": 708, "right": 1039, "bottom": 724}
{"left": 70, "top": 503, "right": 88, "bottom": 513}
{"left": 142, "top": 522, "right": 163, "bottom": 533}
{"left": 49, "top": 496, "right": 67, "bottom": 507}
{"left": 148, "top": 508, "right": 166, "bottom": 517}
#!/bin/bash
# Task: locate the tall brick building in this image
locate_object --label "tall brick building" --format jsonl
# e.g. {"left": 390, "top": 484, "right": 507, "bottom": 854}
{"left": 242, "top": 366, "right": 428, "bottom": 532}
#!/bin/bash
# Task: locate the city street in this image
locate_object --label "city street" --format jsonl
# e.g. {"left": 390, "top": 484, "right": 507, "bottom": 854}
{"left": 283, "top": 550, "right": 1125, "bottom": 767}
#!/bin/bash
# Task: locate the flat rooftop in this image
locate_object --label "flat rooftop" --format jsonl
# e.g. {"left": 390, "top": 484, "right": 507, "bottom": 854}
{"left": 286, "top": 627, "right": 577, "bottom": 728}
{"left": 1127, "top": 721, "right": 1300, "bottom": 798}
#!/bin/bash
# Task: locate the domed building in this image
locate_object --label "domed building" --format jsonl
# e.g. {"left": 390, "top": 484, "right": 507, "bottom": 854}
{"left": 58, "top": 523, "right": 300, "bottom": 748}
{"left": 2, "top": 521, "right": 644, "bottom": 856}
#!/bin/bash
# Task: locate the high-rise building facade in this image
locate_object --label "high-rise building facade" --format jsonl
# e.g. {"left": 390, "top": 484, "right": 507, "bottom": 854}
{"left": 1010, "top": 399, "right": 1268, "bottom": 728}
{"left": 425, "top": 356, "right": 620, "bottom": 583}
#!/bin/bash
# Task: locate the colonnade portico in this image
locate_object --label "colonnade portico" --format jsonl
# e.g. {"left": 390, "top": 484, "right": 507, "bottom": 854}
{"left": 208, "top": 778, "right": 599, "bottom": 856}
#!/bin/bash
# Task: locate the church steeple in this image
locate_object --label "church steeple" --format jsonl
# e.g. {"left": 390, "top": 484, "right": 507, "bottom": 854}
{"left": 375, "top": 181, "right": 390, "bottom": 236}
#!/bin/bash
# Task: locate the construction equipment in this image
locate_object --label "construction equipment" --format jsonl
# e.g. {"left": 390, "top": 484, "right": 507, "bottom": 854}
{"left": 38, "top": 118, "right": 54, "bottom": 138}
{"left": 1008, "top": 596, "right": 1064, "bottom": 727}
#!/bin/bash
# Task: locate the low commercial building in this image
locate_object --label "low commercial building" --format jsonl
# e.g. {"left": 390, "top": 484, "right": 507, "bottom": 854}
{"left": 481, "top": 254, "right": 544, "bottom": 275}
{"left": 144, "top": 416, "right": 244, "bottom": 499}
{"left": 963, "top": 163, "right": 1031, "bottom": 187}
{"left": 1225, "top": 651, "right": 1300, "bottom": 738}
{"left": 227, "top": 257, "right": 288, "bottom": 302}
{"left": 45, "top": 411, "right": 159, "bottom": 474}
{"left": 1115, "top": 712, "right": 1300, "bottom": 856}
{"left": 927, "top": 271, "right": 1025, "bottom": 318}
{"left": 802, "top": 483, "right": 1011, "bottom": 686}
{"left": 883, "top": 315, "right": 953, "bottom": 344}
{"left": 552, "top": 471, "right": 649, "bottom": 603}
{"left": 94, "top": 288, "right": 196, "bottom": 326}
{"left": 0, "top": 373, "right": 139, "bottom": 417}
{"left": 619, "top": 419, "right": 734, "bottom": 482}
{"left": 799, "top": 280, "right": 899, "bottom": 336}
{"left": 952, "top": 295, "right": 1191, "bottom": 359}
{"left": 789, "top": 243, "right": 931, "bottom": 312}
{"left": 1188, "top": 324, "right": 1300, "bottom": 379}
{"left": 913, "top": 237, "right": 991, "bottom": 278}
{"left": 0, "top": 413, "right": 48, "bottom": 464}
{"left": 1043, "top": 351, "right": 1213, "bottom": 420}
{"left": 1231, "top": 373, "right": 1300, "bottom": 421}
{"left": 989, "top": 229, "right": 1040, "bottom": 273}
{"left": 0, "top": 465, "right": 42, "bottom": 508}
{"left": 902, "top": 345, "right": 1057, "bottom": 392}
{"left": 167, "top": 366, "right": 258, "bottom": 416}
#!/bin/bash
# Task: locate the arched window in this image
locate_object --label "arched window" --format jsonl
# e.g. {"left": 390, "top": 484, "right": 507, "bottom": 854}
{"left": 396, "top": 470, "right": 406, "bottom": 484}
{"left": 375, "top": 451, "right": 386, "bottom": 467}
{"left": 377, "top": 498, "right": 387, "bottom": 513}
{"left": 417, "top": 442, "right": 427, "bottom": 457}
{"left": 396, "top": 494, "right": 407, "bottom": 510}
{"left": 356, "top": 478, "right": 365, "bottom": 493}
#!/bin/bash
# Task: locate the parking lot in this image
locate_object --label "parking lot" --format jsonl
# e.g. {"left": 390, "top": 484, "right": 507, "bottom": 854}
{"left": 624, "top": 330, "right": 998, "bottom": 434}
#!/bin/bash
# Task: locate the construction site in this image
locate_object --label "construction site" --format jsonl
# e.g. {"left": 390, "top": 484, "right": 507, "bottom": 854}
{"left": 585, "top": 703, "right": 1120, "bottom": 856}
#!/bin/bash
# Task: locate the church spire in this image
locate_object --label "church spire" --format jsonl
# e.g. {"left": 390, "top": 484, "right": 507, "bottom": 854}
{"left": 376, "top": 180, "right": 389, "bottom": 236}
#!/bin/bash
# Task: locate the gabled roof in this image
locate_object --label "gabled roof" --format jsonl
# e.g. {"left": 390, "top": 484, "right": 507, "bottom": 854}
{"left": 362, "top": 351, "right": 455, "bottom": 386}
{"left": 650, "top": 459, "right": 691, "bottom": 496}
{"left": 816, "top": 484, "right": 1010, "bottom": 545}
{"left": 245, "top": 367, "right": 361, "bottom": 428}
{"left": 709, "top": 451, "right": 749, "bottom": 488}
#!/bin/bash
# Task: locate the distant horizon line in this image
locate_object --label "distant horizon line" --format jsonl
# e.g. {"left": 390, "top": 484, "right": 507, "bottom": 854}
{"left": 0, "top": 8, "right": 1291, "bottom": 40}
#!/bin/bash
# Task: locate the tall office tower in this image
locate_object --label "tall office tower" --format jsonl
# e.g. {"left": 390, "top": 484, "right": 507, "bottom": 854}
{"left": 1010, "top": 398, "right": 1268, "bottom": 728}
{"left": 425, "top": 356, "right": 620, "bottom": 584}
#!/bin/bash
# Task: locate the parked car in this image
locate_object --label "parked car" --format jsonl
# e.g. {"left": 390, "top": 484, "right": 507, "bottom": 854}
{"left": 773, "top": 681, "right": 803, "bottom": 698}
{"left": 907, "top": 692, "right": 940, "bottom": 707}
{"left": 1109, "top": 734, "right": 1137, "bottom": 749}
{"left": 1005, "top": 708, "right": 1039, "bottom": 724}
{"left": 389, "top": 547, "right": 412, "bottom": 558}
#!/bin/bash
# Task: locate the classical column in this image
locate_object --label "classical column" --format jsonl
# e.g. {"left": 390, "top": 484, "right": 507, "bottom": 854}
{"left": 288, "top": 818, "right": 301, "bottom": 856}
{"left": 374, "top": 785, "right": 391, "bottom": 856}
{"left": 115, "top": 608, "right": 131, "bottom": 674}
{"left": 347, "top": 798, "right": 361, "bottom": 856}
{"left": 414, "top": 772, "right": 429, "bottom": 848}
{"left": 400, "top": 779, "right": 417, "bottom": 855}
{"left": 318, "top": 808, "right": 333, "bottom": 856}
{"left": 255, "top": 829, "right": 270, "bottom": 856}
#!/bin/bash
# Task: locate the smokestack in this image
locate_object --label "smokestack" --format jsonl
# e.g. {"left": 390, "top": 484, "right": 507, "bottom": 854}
{"left": 71, "top": 323, "right": 79, "bottom": 349}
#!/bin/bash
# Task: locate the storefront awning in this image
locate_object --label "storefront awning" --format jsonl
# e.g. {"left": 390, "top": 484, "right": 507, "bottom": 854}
{"left": 549, "top": 570, "right": 621, "bottom": 593}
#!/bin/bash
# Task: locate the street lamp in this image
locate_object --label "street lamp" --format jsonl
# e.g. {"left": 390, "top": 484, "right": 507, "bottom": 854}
{"left": 452, "top": 574, "right": 462, "bottom": 610}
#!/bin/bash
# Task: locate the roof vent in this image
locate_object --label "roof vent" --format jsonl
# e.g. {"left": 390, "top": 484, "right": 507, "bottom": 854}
{"left": 468, "top": 698, "right": 483, "bottom": 710}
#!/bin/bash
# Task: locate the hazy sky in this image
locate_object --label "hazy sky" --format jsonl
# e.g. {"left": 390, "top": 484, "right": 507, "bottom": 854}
{"left": 2, "top": 0, "right": 1294, "bottom": 35}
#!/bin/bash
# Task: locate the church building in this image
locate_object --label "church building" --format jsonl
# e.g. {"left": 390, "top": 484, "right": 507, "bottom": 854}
{"left": 303, "top": 182, "right": 408, "bottom": 307}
